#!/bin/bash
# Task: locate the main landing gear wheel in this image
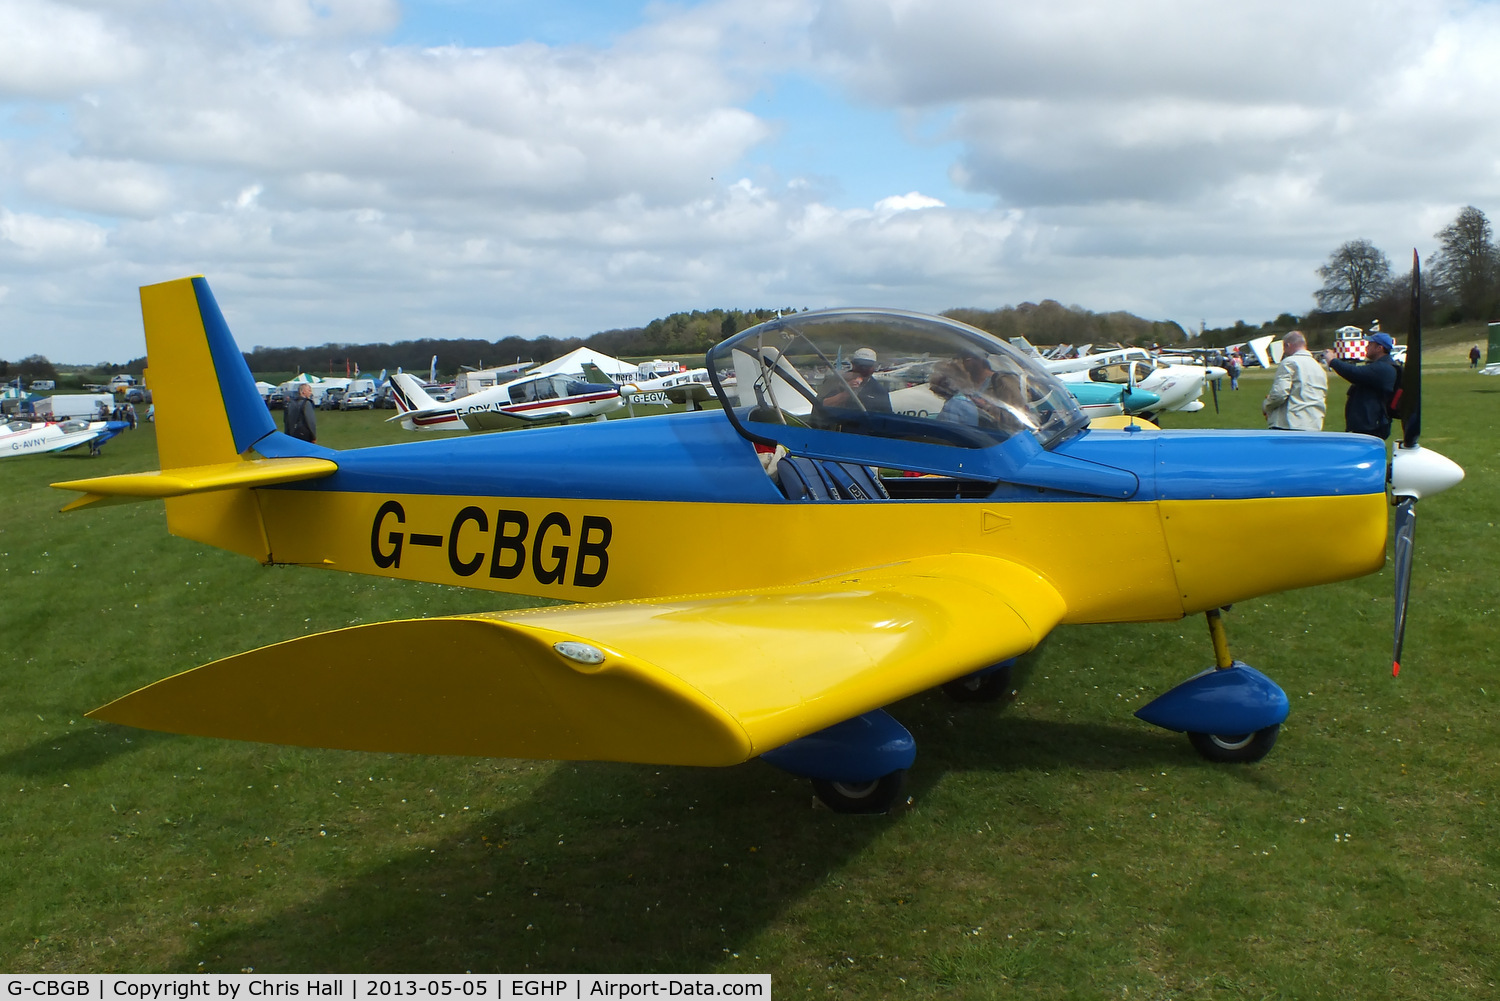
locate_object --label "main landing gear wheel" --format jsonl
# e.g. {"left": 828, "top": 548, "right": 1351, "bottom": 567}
{"left": 1187, "top": 725, "right": 1280, "bottom": 764}
{"left": 811, "top": 770, "right": 907, "bottom": 814}
{"left": 941, "top": 664, "right": 1016, "bottom": 703}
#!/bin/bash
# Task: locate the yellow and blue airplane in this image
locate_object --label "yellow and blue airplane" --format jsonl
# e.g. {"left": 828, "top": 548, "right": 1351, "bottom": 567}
{"left": 53, "top": 269, "right": 1462, "bottom": 813}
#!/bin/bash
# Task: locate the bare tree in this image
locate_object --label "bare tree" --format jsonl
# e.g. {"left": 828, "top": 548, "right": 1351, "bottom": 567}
{"left": 1430, "top": 205, "right": 1497, "bottom": 321}
{"left": 1315, "top": 239, "right": 1392, "bottom": 312}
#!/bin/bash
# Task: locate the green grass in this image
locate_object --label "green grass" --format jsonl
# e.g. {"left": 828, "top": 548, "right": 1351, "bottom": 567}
{"left": 2, "top": 379, "right": 1498, "bottom": 996}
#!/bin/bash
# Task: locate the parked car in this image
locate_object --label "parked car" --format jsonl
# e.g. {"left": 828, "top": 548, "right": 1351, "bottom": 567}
{"left": 266, "top": 390, "right": 286, "bottom": 410}
{"left": 340, "top": 390, "right": 376, "bottom": 410}
{"left": 126, "top": 386, "right": 152, "bottom": 404}
{"left": 319, "top": 388, "right": 346, "bottom": 410}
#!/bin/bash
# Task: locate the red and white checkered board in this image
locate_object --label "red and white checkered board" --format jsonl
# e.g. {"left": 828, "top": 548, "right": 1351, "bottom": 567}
{"left": 1335, "top": 336, "right": 1367, "bottom": 361}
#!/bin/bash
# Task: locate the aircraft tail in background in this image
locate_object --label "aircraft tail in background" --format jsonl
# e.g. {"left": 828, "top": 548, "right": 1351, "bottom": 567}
{"left": 50, "top": 277, "right": 336, "bottom": 555}
{"left": 581, "top": 362, "right": 618, "bottom": 385}
{"left": 388, "top": 372, "right": 464, "bottom": 430}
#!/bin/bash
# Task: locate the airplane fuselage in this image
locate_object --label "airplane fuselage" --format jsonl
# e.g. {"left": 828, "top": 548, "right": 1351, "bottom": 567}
{"left": 212, "top": 411, "right": 1389, "bottom": 626}
{"left": 3, "top": 418, "right": 126, "bottom": 457}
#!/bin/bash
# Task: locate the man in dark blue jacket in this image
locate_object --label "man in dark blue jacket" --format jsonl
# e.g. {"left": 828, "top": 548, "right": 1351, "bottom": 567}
{"left": 1323, "top": 332, "right": 1398, "bottom": 439}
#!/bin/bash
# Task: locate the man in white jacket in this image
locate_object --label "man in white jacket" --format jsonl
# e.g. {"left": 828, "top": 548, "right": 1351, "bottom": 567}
{"left": 1262, "top": 331, "right": 1328, "bottom": 431}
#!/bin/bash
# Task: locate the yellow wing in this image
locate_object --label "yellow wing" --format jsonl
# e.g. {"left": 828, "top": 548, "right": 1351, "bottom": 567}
{"left": 88, "top": 553, "right": 1064, "bottom": 766}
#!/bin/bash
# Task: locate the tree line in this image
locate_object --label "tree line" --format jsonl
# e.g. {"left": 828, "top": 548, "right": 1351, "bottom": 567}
{"left": 8, "top": 300, "right": 1184, "bottom": 385}
{"left": 174, "top": 306, "right": 792, "bottom": 379}
{"left": 1312, "top": 205, "right": 1499, "bottom": 332}
{"left": 9, "top": 206, "right": 1496, "bottom": 384}
{"left": 943, "top": 301, "right": 1188, "bottom": 348}
{"left": 230, "top": 301, "right": 1187, "bottom": 378}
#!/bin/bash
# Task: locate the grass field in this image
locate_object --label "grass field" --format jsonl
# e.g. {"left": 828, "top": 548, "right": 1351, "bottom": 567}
{"left": 2, "top": 367, "right": 1497, "bottom": 997}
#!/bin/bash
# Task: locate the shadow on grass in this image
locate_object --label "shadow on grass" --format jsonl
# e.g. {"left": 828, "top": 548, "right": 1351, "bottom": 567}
{"left": 178, "top": 756, "right": 884, "bottom": 973}
{"left": 0, "top": 724, "right": 173, "bottom": 778}
{"left": 167, "top": 684, "right": 1258, "bottom": 974}
{"left": 154, "top": 637, "right": 1276, "bottom": 972}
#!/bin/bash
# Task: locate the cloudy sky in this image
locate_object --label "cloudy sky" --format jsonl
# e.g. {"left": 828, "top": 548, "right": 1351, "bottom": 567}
{"left": 2, "top": 0, "right": 1497, "bottom": 363}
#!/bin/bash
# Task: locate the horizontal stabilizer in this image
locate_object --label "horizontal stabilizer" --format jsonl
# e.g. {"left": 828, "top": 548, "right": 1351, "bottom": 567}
{"left": 53, "top": 456, "right": 337, "bottom": 511}
{"left": 88, "top": 554, "right": 1065, "bottom": 766}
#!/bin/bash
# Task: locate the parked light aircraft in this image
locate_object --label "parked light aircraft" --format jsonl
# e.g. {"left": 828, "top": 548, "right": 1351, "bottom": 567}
{"left": 56, "top": 268, "right": 1461, "bottom": 813}
{"left": 388, "top": 370, "right": 622, "bottom": 431}
{"left": 820, "top": 349, "right": 1161, "bottom": 422}
{"left": 887, "top": 374, "right": 1160, "bottom": 422}
{"left": 4, "top": 418, "right": 128, "bottom": 458}
{"left": 581, "top": 362, "right": 719, "bottom": 412}
{"left": 1047, "top": 347, "right": 1222, "bottom": 415}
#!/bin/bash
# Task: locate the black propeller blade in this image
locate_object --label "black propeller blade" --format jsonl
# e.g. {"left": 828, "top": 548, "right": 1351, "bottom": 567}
{"left": 1391, "top": 496, "right": 1416, "bottom": 676}
{"left": 1210, "top": 369, "right": 1220, "bottom": 414}
{"left": 1402, "top": 249, "right": 1422, "bottom": 448}
{"left": 1391, "top": 250, "right": 1422, "bottom": 676}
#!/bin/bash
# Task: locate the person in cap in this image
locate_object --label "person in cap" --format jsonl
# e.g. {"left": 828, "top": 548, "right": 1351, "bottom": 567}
{"left": 1262, "top": 330, "right": 1328, "bottom": 431}
{"left": 1322, "top": 331, "right": 1398, "bottom": 439}
{"left": 818, "top": 346, "right": 892, "bottom": 412}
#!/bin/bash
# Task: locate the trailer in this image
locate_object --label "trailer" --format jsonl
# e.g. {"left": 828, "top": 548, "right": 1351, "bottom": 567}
{"left": 33, "top": 394, "right": 114, "bottom": 419}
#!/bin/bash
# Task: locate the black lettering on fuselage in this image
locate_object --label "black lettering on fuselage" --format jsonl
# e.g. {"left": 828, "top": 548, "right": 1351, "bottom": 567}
{"left": 371, "top": 500, "right": 405, "bottom": 568}
{"left": 490, "top": 510, "right": 529, "bottom": 579}
{"left": 532, "top": 512, "right": 571, "bottom": 584}
{"left": 573, "top": 515, "right": 611, "bottom": 587}
{"left": 367, "top": 503, "right": 612, "bottom": 587}
{"left": 448, "top": 506, "right": 488, "bottom": 576}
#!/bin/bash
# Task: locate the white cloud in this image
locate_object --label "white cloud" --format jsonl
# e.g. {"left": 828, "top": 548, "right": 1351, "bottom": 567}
{"left": 234, "top": 0, "right": 400, "bottom": 39}
{"left": 62, "top": 34, "right": 771, "bottom": 214}
{"left": 875, "top": 191, "right": 945, "bottom": 215}
{"left": 0, "top": 0, "right": 144, "bottom": 98}
{"left": 2, "top": 0, "right": 1500, "bottom": 362}
{"left": 23, "top": 156, "right": 172, "bottom": 217}
{"left": 0, "top": 208, "right": 107, "bottom": 260}
{"left": 807, "top": 0, "right": 1500, "bottom": 215}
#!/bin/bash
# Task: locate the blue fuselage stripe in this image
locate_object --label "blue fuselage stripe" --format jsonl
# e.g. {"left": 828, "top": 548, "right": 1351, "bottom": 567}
{"left": 265, "top": 412, "right": 1388, "bottom": 505}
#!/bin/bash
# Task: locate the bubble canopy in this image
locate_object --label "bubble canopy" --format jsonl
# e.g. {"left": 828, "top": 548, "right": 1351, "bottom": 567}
{"left": 707, "top": 309, "right": 1088, "bottom": 477}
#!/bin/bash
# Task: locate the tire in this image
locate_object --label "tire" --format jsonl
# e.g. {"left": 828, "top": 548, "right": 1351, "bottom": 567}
{"left": 941, "top": 664, "right": 1016, "bottom": 703}
{"left": 1187, "top": 724, "right": 1279, "bottom": 763}
{"left": 811, "top": 770, "right": 907, "bottom": 814}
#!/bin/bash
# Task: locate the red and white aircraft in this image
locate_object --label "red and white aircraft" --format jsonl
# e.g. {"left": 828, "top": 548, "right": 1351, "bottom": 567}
{"left": 388, "top": 371, "right": 622, "bottom": 432}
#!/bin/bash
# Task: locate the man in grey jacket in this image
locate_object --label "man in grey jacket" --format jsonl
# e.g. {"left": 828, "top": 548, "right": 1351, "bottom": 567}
{"left": 1262, "top": 331, "right": 1328, "bottom": 431}
{"left": 283, "top": 383, "right": 318, "bottom": 442}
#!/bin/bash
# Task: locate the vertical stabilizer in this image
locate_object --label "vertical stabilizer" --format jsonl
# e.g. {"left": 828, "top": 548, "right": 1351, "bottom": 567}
{"left": 140, "top": 277, "right": 279, "bottom": 559}
{"left": 144, "top": 277, "right": 276, "bottom": 468}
